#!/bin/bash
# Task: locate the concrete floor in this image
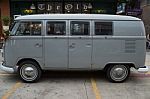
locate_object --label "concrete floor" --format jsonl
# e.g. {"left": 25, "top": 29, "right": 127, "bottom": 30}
{"left": 0, "top": 52, "right": 150, "bottom": 99}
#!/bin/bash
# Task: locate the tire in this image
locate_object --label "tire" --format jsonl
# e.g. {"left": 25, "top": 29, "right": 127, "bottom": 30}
{"left": 106, "top": 64, "right": 130, "bottom": 83}
{"left": 18, "top": 60, "right": 42, "bottom": 83}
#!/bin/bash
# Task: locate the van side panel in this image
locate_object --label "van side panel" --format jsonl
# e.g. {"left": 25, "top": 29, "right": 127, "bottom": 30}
{"left": 44, "top": 36, "right": 68, "bottom": 69}
{"left": 4, "top": 36, "right": 43, "bottom": 68}
{"left": 114, "top": 21, "right": 146, "bottom": 69}
{"left": 114, "top": 21, "right": 145, "bottom": 36}
{"left": 92, "top": 21, "right": 146, "bottom": 70}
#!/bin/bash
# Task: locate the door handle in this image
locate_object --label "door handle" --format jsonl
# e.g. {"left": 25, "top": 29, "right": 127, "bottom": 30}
{"left": 86, "top": 43, "right": 91, "bottom": 47}
{"left": 69, "top": 45, "right": 75, "bottom": 49}
{"left": 35, "top": 43, "right": 42, "bottom": 47}
{"left": 71, "top": 43, "right": 76, "bottom": 45}
{"left": 86, "top": 44, "right": 91, "bottom": 46}
{"left": 69, "top": 43, "right": 76, "bottom": 49}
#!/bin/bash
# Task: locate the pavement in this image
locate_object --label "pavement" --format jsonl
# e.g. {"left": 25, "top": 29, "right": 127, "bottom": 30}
{"left": 0, "top": 52, "right": 150, "bottom": 99}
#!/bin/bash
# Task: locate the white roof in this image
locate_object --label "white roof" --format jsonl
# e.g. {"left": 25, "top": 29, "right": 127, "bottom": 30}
{"left": 15, "top": 14, "right": 141, "bottom": 21}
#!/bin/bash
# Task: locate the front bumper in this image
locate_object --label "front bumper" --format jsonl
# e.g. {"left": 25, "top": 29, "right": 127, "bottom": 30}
{"left": 138, "top": 66, "right": 149, "bottom": 73}
{"left": 0, "top": 62, "right": 18, "bottom": 73}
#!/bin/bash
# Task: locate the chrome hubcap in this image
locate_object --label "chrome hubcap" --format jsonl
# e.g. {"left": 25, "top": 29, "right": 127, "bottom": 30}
{"left": 110, "top": 65, "right": 128, "bottom": 81}
{"left": 113, "top": 68, "right": 124, "bottom": 77}
{"left": 20, "top": 64, "right": 38, "bottom": 81}
{"left": 24, "top": 67, "right": 35, "bottom": 77}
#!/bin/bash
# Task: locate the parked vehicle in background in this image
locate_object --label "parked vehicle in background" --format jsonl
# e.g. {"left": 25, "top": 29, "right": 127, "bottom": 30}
{"left": 0, "top": 14, "right": 148, "bottom": 83}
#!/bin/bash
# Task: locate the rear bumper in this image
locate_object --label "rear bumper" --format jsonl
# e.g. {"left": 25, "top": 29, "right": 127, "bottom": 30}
{"left": 138, "top": 66, "right": 149, "bottom": 73}
{"left": 0, "top": 62, "right": 18, "bottom": 73}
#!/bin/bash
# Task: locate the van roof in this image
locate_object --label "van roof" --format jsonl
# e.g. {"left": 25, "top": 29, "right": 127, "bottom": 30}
{"left": 15, "top": 14, "right": 141, "bottom": 21}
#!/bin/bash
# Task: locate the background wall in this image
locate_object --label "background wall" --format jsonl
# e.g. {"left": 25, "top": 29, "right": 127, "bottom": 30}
{"left": 0, "top": 0, "right": 10, "bottom": 17}
{"left": 0, "top": 0, "right": 149, "bottom": 37}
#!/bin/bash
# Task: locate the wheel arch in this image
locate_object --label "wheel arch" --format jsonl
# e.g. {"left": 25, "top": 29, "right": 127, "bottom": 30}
{"left": 16, "top": 58, "right": 42, "bottom": 69}
{"left": 103, "top": 63, "right": 135, "bottom": 72}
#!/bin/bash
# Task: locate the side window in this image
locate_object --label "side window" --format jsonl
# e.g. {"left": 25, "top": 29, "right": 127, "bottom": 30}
{"left": 95, "top": 22, "right": 113, "bottom": 35}
{"left": 31, "top": 22, "right": 42, "bottom": 35}
{"left": 16, "top": 21, "right": 42, "bottom": 36}
{"left": 16, "top": 22, "right": 30, "bottom": 35}
{"left": 47, "top": 22, "right": 66, "bottom": 35}
{"left": 71, "top": 21, "right": 90, "bottom": 35}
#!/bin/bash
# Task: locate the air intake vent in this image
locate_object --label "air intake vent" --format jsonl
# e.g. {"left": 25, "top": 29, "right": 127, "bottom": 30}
{"left": 125, "top": 40, "right": 136, "bottom": 53}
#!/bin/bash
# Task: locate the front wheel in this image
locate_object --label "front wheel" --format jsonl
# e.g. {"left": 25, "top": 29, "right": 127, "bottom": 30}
{"left": 18, "top": 61, "right": 42, "bottom": 83}
{"left": 106, "top": 65, "right": 130, "bottom": 83}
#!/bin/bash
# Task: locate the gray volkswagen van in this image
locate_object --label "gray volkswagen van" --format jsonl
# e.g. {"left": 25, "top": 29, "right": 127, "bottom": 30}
{"left": 0, "top": 14, "right": 148, "bottom": 83}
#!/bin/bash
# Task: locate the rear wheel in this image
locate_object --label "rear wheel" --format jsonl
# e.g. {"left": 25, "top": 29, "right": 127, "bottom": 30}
{"left": 18, "top": 60, "right": 42, "bottom": 83}
{"left": 106, "top": 64, "right": 130, "bottom": 83}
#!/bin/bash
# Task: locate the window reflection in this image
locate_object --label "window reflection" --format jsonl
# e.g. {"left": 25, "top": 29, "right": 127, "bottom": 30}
{"left": 16, "top": 22, "right": 41, "bottom": 36}
{"left": 95, "top": 22, "right": 112, "bottom": 35}
{"left": 71, "top": 21, "right": 89, "bottom": 35}
{"left": 47, "top": 22, "right": 66, "bottom": 35}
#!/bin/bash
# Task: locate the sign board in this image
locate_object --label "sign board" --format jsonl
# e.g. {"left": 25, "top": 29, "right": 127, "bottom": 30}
{"left": 37, "top": 2, "right": 92, "bottom": 14}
